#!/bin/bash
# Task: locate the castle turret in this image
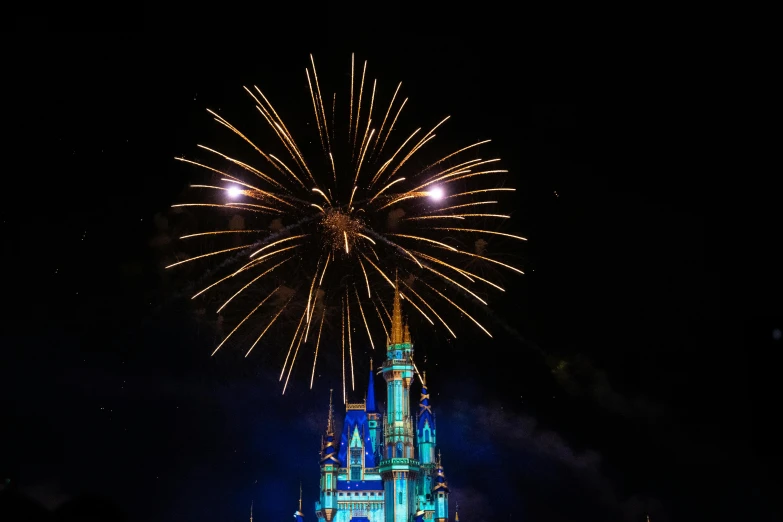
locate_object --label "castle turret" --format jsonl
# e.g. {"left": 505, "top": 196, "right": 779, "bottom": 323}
{"left": 416, "top": 372, "right": 436, "bottom": 466}
{"left": 367, "top": 359, "right": 382, "bottom": 464}
{"left": 316, "top": 390, "right": 338, "bottom": 522}
{"left": 432, "top": 451, "right": 449, "bottom": 522}
{"left": 380, "top": 274, "right": 420, "bottom": 522}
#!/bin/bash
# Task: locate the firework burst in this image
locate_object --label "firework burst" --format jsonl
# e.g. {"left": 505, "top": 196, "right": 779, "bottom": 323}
{"left": 168, "top": 54, "right": 526, "bottom": 398}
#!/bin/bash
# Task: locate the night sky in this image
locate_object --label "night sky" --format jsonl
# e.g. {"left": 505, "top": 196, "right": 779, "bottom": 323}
{"left": 2, "top": 28, "right": 781, "bottom": 522}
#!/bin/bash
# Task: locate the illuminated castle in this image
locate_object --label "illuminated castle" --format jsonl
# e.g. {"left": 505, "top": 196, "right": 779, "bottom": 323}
{"left": 310, "top": 278, "right": 455, "bottom": 522}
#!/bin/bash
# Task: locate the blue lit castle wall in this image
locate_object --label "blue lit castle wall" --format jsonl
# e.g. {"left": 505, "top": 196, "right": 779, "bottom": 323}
{"left": 313, "top": 279, "right": 452, "bottom": 522}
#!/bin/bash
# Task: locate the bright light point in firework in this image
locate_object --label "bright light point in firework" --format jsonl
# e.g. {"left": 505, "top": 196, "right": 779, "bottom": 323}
{"left": 227, "top": 185, "right": 242, "bottom": 198}
{"left": 428, "top": 186, "right": 444, "bottom": 201}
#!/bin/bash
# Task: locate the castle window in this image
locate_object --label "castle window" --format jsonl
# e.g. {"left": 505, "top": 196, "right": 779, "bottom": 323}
{"left": 398, "top": 491, "right": 403, "bottom": 504}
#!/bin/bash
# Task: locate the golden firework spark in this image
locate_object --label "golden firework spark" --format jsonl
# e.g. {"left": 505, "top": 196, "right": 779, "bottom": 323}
{"left": 169, "top": 53, "right": 526, "bottom": 393}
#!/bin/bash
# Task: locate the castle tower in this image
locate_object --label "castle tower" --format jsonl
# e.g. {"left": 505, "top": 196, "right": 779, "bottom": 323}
{"left": 366, "top": 360, "right": 381, "bottom": 464}
{"left": 416, "top": 371, "right": 437, "bottom": 508}
{"left": 316, "top": 390, "right": 339, "bottom": 522}
{"left": 432, "top": 451, "right": 450, "bottom": 522}
{"left": 379, "top": 275, "right": 420, "bottom": 522}
{"left": 312, "top": 275, "right": 451, "bottom": 522}
{"left": 416, "top": 371, "right": 436, "bottom": 465}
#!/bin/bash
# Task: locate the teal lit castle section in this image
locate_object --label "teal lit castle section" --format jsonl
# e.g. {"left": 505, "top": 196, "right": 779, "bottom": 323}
{"left": 313, "top": 279, "right": 452, "bottom": 522}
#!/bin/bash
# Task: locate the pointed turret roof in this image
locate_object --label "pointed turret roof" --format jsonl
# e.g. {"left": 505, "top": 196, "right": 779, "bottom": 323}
{"left": 417, "top": 371, "right": 435, "bottom": 433}
{"left": 293, "top": 485, "right": 304, "bottom": 522}
{"left": 432, "top": 450, "right": 450, "bottom": 493}
{"left": 391, "top": 272, "right": 404, "bottom": 345}
{"left": 320, "top": 390, "right": 340, "bottom": 465}
{"left": 366, "top": 358, "right": 377, "bottom": 413}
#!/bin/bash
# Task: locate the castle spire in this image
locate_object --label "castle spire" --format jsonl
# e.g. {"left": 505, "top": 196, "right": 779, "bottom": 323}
{"left": 294, "top": 484, "right": 305, "bottom": 522}
{"left": 321, "top": 389, "right": 340, "bottom": 465}
{"left": 250, "top": 500, "right": 253, "bottom": 522}
{"left": 455, "top": 503, "right": 459, "bottom": 522}
{"left": 433, "top": 449, "right": 449, "bottom": 493}
{"left": 391, "top": 271, "right": 404, "bottom": 344}
{"left": 327, "top": 389, "right": 334, "bottom": 434}
{"left": 366, "top": 358, "right": 377, "bottom": 412}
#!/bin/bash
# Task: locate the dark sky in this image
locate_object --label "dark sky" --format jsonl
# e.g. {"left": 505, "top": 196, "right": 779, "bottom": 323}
{"left": 2, "top": 27, "right": 781, "bottom": 522}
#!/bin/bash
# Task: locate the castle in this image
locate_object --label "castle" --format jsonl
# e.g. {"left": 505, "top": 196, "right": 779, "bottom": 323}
{"left": 304, "top": 280, "right": 457, "bottom": 522}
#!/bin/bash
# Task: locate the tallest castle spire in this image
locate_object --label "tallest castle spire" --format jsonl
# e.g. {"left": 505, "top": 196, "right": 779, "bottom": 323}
{"left": 391, "top": 271, "right": 404, "bottom": 345}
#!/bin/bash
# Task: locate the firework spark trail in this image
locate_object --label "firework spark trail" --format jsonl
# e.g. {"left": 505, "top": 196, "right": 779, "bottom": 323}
{"left": 305, "top": 257, "right": 322, "bottom": 324}
{"left": 419, "top": 279, "right": 493, "bottom": 338}
{"left": 433, "top": 245, "right": 525, "bottom": 274}
{"left": 400, "top": 279, "right": 456, "bottom": 338}
{"left": 180, "top": 230, "right": 265, "bottom": 240}
{"left": 346, "top": 289, "right": 355, "bottom": 391}
{"left": 386, "top": 116, "right": 451, "bottom": 181}
{"left": 446, "top": 187, "right": 517, "bottom": 199}
{"left": 371, "top": 298, "right": 390, "bottom": 339}
{"left": 378, "top": 298, "right": 392, "bottom": 322}
{"left": 171, "top": 203, "right": 265, "bottom": 214}
{"left": 203, "top": 108, "right": 282, "bottom": 181}
{"left": 165, "top": 244, "right": 254, "bottom": 269}
{"left": 211, "top": 286, "right": 280, "bottom": 356}
{"left": 197, "top": 144, "right": 287, "bottom": 191}
{"left": 427, "top": 227, "right": 528, "bottom": 241}
{"left": 367, "top": 177, "right": 406, "bottom": 204}
{"left": 216, "top": 256, "right": 293, "bottom": 313}
{"left": 342, "top": 297, "right": 346, "bottom": 403}
{"left": 418, "top": 140, "right": 492, "bottom": 175}
{"left": 410, "top": 161, "right": 503, "bottom": 193}
{"left": 245, "top": 295, "right": 293, "bottom": 357}
{"left": 310, "top": 307, "right": 326, "bottom": 389}
{"left": 267, "top": 154, "right": 308, "bottom": 190}
{"left": 412, "top": 250, "right": 505, "bottom": 291}
{"left": 371, "top": 82, "right": 401, "bottom": 157}
{"left": 377, "top": 97, "right": 408, "bottom": 159}
{"left": 332, "top": 93, "right": 336, "bottom": 143}
{"left": 349, "top": 54, "right": 354, "bottom": 142}
{"left": 239, "top": 244, "right": 301, "bottom": 274}
{"left": 425, "top": 201, "right": 498, "bottom": 213}
{"left": 354, "top": 286, "right": 375, "bottom": 350}
{"left": 250, "top": 235, "right": 308, "bottom": 257}
{"left": 387, "top": 233, "right": 458, "bottom": 252}
{"left": 306, "top": 68, "right": 325, "bottom": 151}
{"left": 358, "top": 257, "right": 371, "bottom": 297}
{"left": 175, "top": 215, "right": 317, "bottom": 304}
{"left": 353, "top": 60, "right": 367, "bottom": 158}
{"left": 309, "top": 54, "right": 331, "bottom": 154}
{"left": 399, "top": 289, "right": 434, "bottom": 325}
{"left": 319, "top": 255, "right": 330, "bottom": 286}
{"left": 370, "top": 128, "right": 420, "bottom": 187}
{"left": 280, "top": 310, "right": 307, "bottom": 381}
{"left": 403, "top": 257, "right": 486, "bottom": 306}
{"left": 216, "top": 178, "right": 300, "bottom": 208}
{"left": 251, "top": 87, "right": 311, "bottom": 177}
{"left": 283, "top": 323, "right": 307, "bottom": 394}
{"left": 355, "top": 128, "right": 375, "bottom": 185}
